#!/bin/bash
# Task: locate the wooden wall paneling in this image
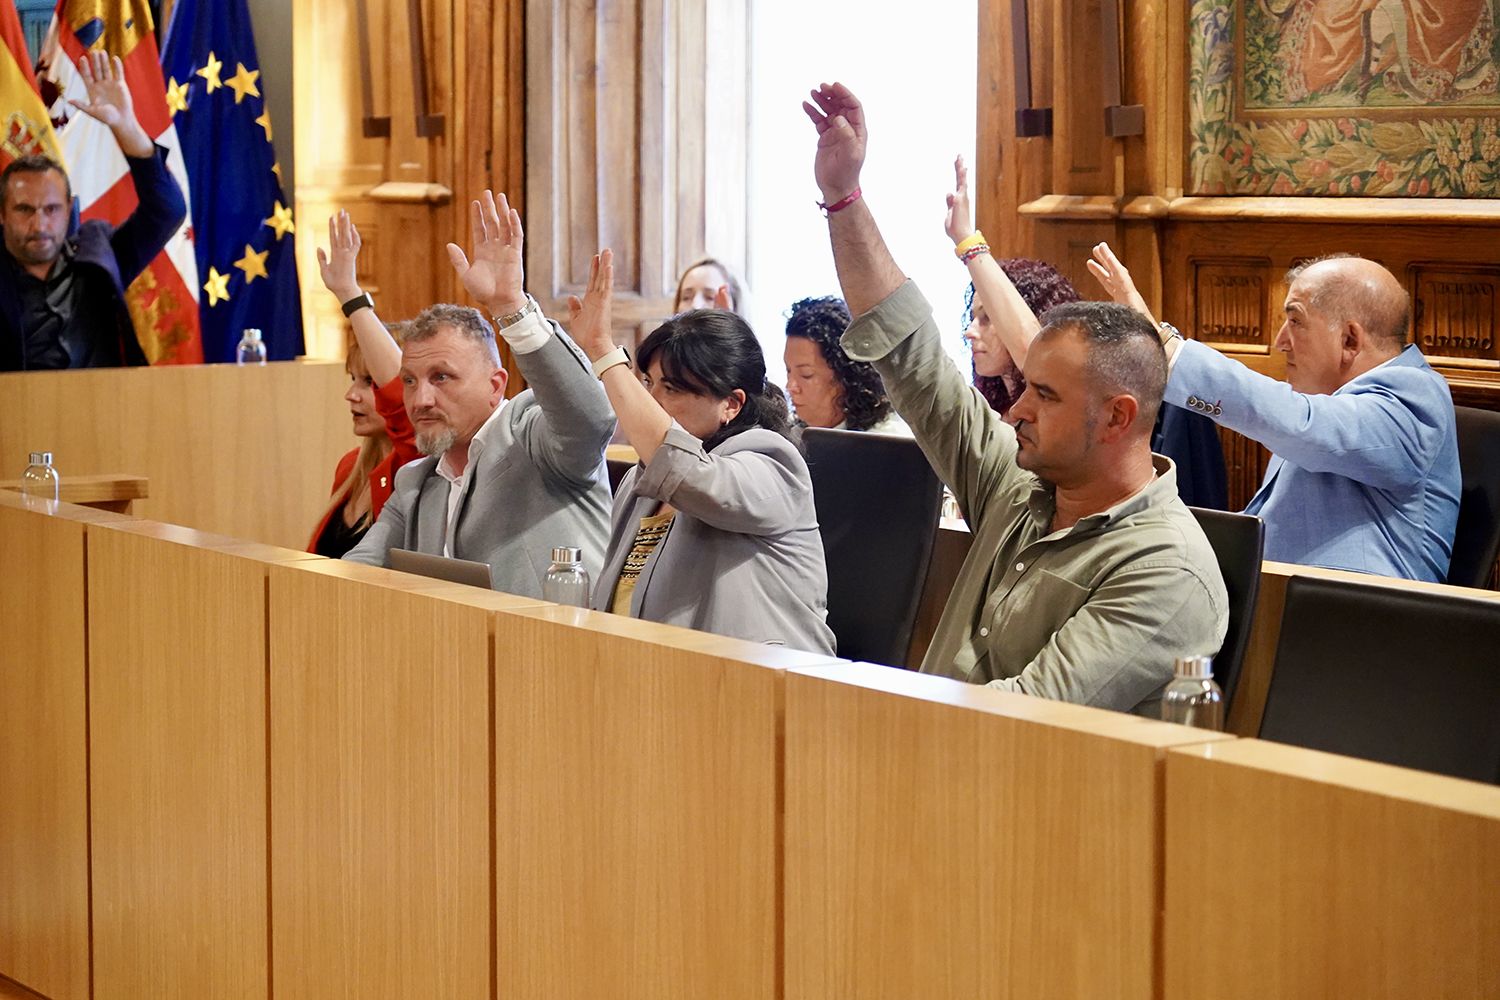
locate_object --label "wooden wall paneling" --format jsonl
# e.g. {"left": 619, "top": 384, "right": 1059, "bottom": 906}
{"left": 292, "top": 0, "right": 391, "bottom": 356}
{"left": 0, "top": 362, "right": 354, "bottom": 550}
{"left": 493, "top": 605, "right": 841, "bottom": 1000}
{"left": 525, "top": 0, "right": 749, "bottom": 351}
{"left": 85, "top": 523, "right": 305, "bottom": 1000}
{"left": 268, "top": 560, "right": 543, "bottom": 1000}
{"left": 784, "top": 663, "right": 1232, "bottom": 1000}
{"left": 1165, "top": 740, "right": 1500, "bottom": 1000}
{"left": 0, "top": 499, "right": 95, "bottom": 1000}
{"left": 1051, "top": 0, "right": 1112, "bottom": 197}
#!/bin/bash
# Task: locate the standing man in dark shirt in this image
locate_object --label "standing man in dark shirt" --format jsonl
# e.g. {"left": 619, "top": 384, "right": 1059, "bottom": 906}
{"left": 0, "top": 51, "right": 187, "bottom": 371}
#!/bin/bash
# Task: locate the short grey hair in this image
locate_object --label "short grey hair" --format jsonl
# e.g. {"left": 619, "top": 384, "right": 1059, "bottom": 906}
{"left": 404, "top": 303, "right": 501, "bottom": 367}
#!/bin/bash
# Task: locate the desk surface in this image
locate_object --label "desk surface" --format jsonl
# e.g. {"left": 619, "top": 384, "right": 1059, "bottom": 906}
{"left": 0, "top": 473, "right": 148, "bottom": 507}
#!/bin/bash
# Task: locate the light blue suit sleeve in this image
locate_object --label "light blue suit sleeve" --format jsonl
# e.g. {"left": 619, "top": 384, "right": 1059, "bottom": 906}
{"left": 1167, "top": 340, "right": 1450, "bottom": 490}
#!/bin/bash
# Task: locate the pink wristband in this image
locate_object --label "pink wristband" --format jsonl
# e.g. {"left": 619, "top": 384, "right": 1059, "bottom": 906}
{"left": 817, "top": 187, "right": 862, "bottom": 215}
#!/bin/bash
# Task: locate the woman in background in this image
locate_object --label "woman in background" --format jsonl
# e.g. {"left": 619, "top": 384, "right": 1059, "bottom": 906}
{"left": 945, "top": 156, "right": 1079, "bottom": 418}
{"left": 673, "top": 257, "right": 744, "bottom": 314}
{"left": 782, "top": 294, "right": 909, "bottom": 435}
{"left": 569, "top": 249, "right": 834, "bottom": 654}
{"left": 306, "top": 210, "right": 418, "bottom": 555}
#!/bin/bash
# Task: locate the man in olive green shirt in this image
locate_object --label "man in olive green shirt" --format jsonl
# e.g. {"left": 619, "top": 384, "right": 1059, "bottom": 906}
{"left": 803, "top": 83, "right": 1227, "bottom": 715}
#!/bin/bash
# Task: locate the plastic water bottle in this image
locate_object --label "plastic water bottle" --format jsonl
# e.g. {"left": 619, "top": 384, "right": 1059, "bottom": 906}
{"left": 20, "top": 451, "right": 60, "bottom": 502}
{"left": 542, "top": 546, "right": 590, "bottom": 607}
{"left": 236, "top": 328, "right": 268, "bottom": 365}
{"left": 1161, "top": 655, "right": 1225, "bottom": 731}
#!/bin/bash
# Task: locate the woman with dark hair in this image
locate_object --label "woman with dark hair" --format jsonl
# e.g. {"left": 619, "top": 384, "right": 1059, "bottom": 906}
{"left": 568, "top": 249, "right": 834, "bottom": 653}
{"left": 945, "top": 156, "right": 1080, "bottom": 418}
{"left": 783, "top": 295, "right": 910, "bottom": 435}
{"left": 673, "top": 257, "right": 745, "bottom": 315}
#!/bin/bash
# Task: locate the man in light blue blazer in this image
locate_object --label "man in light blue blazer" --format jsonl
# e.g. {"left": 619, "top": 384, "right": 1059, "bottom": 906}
{"left": 1157, "top": 255, "right": 1458, "bottom": 583}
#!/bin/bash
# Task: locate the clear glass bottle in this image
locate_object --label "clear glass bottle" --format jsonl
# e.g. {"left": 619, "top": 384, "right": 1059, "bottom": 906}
{"left": 542, "top": 546, "right": 591, "bottom": 607}
{"left": 20, "top": 451, "right": 60, "bottom": 503}
{"left": 1161, "top": 655, "right": 1224, "bottom": 731}
{"left": 236, "top": 328, "right": 268, "bottom": 365}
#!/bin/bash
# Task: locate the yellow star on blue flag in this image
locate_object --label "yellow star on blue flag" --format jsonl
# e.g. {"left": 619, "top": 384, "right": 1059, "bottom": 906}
{"left": 163, "top": 0, "right": 303, "bottom": 361}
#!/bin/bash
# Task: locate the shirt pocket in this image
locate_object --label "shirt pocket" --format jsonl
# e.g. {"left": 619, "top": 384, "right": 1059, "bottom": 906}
{"left": 990, "top": 567, "right": 1093, "bottom": 666}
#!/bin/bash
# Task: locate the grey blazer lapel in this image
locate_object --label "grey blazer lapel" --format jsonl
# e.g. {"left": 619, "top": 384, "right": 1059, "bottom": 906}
{"left": 413, "top": 471, "right": 449, "bottom": 552}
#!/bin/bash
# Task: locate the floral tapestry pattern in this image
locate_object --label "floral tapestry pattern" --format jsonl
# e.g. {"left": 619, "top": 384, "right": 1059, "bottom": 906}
{"left": 1189, "top": 0, "right": 1500, "bottom": 196}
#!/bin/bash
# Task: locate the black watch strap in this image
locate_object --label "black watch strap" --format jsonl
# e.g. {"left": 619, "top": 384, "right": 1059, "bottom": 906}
{"left": 341, "top": 292, "right": 375, "bottom": 318}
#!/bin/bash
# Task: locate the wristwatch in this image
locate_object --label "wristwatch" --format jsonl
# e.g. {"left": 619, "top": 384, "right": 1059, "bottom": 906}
{"left": 1157, "top": 321, "right": 1183, "bottom": 348}
{"left": 340, "top": 292, "right": 374, "bottom": 318}
{"left": 591, "top": 345, "right": 631, "bottom": 379}
{"left": 492, "top": 297, "right": 538, "bottom": 330}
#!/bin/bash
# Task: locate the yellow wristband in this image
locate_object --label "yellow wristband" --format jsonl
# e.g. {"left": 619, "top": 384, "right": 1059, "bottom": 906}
{"left": 954, "top": 231, "right": 987, "bottom": 257}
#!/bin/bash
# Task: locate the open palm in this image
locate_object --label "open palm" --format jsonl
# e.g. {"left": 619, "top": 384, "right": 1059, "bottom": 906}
{"left": 70, "top": 51, "right": 132, "bottom": 128}
{"left": 446, "top": 191, "right": 525, "bottom": 312}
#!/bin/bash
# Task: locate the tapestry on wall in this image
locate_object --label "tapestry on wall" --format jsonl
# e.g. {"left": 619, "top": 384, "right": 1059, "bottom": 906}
{"left": 1188, "top": 0, "right": 1500, "bottom": 196}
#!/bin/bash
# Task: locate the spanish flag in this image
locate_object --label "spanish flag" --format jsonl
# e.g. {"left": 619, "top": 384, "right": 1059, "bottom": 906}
{"left": 35, "top": 0, "right": 203, "bottom": 365}
{"left": 0, "top": 0, "right": 61, "bottom": 167}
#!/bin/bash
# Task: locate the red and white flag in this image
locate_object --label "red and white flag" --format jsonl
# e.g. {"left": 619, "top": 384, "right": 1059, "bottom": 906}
{"left": 35, "top": 0, "right": 202, "bottom": 364}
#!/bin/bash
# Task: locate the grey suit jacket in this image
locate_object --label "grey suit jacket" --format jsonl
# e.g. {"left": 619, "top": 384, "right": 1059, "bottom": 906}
{"left": 593, "top": 425, "right": 836, "bottom": 655}
{"left": 344, "top": 323, "right": 615, "bottom": 597}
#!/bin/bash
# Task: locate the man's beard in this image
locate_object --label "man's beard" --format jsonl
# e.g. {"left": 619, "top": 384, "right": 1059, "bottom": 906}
{"left": 415, "top": 424, "right": 458, "bottom": 456}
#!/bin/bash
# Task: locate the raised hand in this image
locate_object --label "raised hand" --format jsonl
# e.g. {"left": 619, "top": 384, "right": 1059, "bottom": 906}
{"left": 70, "top": 51, "right": 151, "bottom": 157}
{"left": 801, "top": 82, "right": 867, "bottom": 205}
{"left": 316, "top": 210, "right": 364, "bottom": 302}
{"left": 1086, "top": 242, "right": 1154, "bottom": 320}
{"left": 446, "top": 190, "right": 527, "bottom": 316}
{"left": 944, "top": 154, "right": 975, "bottom": 245}
{"left": 712, "top": 284, "right": 733, "bottom": 311}
{"left": 566, "top": 249, "right": 616, "bottom": 361}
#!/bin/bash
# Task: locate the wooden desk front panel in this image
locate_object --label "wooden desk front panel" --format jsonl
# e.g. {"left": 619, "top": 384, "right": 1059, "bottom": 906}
{"left": 493, "top": 607, "right": 839, "bottom": 1000}
{"left": 267, "top": 563, "right": 532, "bottom": 1000}
{"left": 1165, "top": 740, "right": 1500, "bottom": 1000}
{"left": 0, "top": 502, "right": 92, "bottom": 1000}
{"left": 86, "top": 524, "right": 273, "bottom": 1000}
{"left": 784, "top": 665, "right": 1231, "bottom": 1000}
{"left": 0, "top": 361, "right": 351, "bottom": 550}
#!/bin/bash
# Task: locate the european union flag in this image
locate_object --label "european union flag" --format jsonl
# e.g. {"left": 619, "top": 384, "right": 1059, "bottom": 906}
{"left": 161, "top": 0, "right": 302, "bottom": 362}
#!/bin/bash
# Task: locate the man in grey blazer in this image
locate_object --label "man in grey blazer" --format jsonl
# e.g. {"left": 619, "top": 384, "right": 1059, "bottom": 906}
{"left": 344, "top": 191, "right": 615, "bottom": 596}
{"left": 1093, "top": 247, "right": 1459, "bottom": 583}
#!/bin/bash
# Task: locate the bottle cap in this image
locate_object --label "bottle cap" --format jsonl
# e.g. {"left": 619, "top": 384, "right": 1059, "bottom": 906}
{"left": 1173, "top": 655, "right": 1214, "bottom": 679}
{"left": 243, "top": 328, "right": 263, "bottom": 341}
{"left": 28, "top": 451, "right": 52, "bottom": 466}
{"left": 550, "top": 546, "right": 582, "bottom": 564}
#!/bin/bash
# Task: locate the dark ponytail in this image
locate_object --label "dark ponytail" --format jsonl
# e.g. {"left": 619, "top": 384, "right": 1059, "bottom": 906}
{"left": 637, "top": 309, "right": 798, "bottom": 452}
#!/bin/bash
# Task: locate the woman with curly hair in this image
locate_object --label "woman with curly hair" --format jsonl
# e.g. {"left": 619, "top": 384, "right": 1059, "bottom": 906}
{"left": 945, "top": 157, "right": 1081, "bottom": 418}
{"left": 783, "top": 295, "right": 911, "bottom": 435}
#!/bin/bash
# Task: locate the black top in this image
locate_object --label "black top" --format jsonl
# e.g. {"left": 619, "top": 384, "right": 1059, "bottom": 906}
{"left": 5, "top": 246, "right": 125, "bottom": 369}
{"left": 314, "top": 501, "right": 371, "bottom": 559}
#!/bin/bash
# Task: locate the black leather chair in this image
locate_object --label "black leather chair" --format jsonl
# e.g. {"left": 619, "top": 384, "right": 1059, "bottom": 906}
{"left": 1447, "top": 405, "right": 1500, "bottom": 590}
{"left": 1259, "top": 574, "right": 1500, "bottom": 784}
{"left": 803, "top": 428, "right": 944, "bottom": 666}
{"left": 607, "top": 457, "right": 634, "bottom": 496}
{"left": 1187, "top": 507, "right": 1264, "bottom": 711}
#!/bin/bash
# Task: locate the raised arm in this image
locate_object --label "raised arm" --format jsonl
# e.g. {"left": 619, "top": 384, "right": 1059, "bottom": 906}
{"left": 568, "top": 248, "right": 673, "bottom": 465}
{"left": 945, "top": 154, "right": 1041, "bottom": 365}
{"left": 1087, "top": 242, "right": 1160, "bottom": 328}
{"left": 317, "top": 210, "right": 401, "bottom": 386}
{"left": 447, "top": 191, "right": 613, "bottom": 484}
{"left": 71, "top": 51, "right": 153, "bottom": 158}
{"left": 801, "top": 82, "right": 905, "bottom": 315}
{"left": 803, "top": 82, "right": 1024, "bottom": 524}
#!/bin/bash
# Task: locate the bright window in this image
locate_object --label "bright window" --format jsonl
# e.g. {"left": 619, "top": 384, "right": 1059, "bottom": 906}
{"left": 747, "top": 0, "right": 979, "bottom": 386}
